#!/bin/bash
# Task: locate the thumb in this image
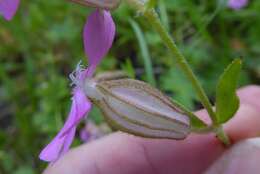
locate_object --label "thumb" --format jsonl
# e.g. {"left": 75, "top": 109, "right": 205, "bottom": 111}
{"left": 205, "top": 137, "right": 260, "bottom": 174}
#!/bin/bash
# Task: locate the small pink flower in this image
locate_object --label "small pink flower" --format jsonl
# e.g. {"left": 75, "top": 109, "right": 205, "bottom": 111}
{"left": 80, "top": 121, "right": 107, "bottom": 142}
{"left": 228, "top": 0, "right": 248, "bottom": 10}
{"left": 0, "top": 0, "right": 20, "bottom": 20}
{"left": 39, "top": 9, "right": 116, "bottom": 162}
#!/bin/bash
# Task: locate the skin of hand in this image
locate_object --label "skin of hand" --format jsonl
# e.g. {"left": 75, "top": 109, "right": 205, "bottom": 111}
{"left": 43, "top": 85, "right": 260, "bottom": 174}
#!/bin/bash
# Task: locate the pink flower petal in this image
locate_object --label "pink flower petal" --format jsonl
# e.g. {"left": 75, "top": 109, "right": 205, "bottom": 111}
{"left": 228, "top": 0, "right": 248, "bottom": 10}
{"left": 39, "top": 89, "right": 91, "bottom": 162}
{"left": 0, "top": 0, "right": 20, "bottom": 21}
{"left": 84, "top": 9, "right": 115, "bottom": 73}
{"left": 39, "top": 99, "right": 77, "bottom": 162}
{"left": 39, "top": 127, "right": 77, "bottom": 162}
{"left": 60, "top": 126, "right": 76, "bottom": 156}
{"left": 39, "top": 8, "right": 115, "bottom": 162}
{"left": 60, "top": 88, "right": 92, "bottom": 137}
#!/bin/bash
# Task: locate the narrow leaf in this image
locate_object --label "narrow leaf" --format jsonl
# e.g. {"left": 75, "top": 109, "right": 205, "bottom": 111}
{"left": 129, "top": 19, "right": 156, "bottom": 86}
{"left": 216, "top": 59, "right": 242, "bottom": 124}
{"left": 158, "top": 0, "right": 169, "bottom": 31}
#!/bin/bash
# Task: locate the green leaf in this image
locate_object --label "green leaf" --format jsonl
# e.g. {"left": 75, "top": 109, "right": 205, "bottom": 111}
{"left": 216, "top": 59, "right": 242, "bottom": 124}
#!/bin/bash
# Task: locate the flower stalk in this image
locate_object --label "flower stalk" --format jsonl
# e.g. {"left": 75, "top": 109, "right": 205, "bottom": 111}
{"left": 215, "top": 125, "right": 231, "bottom": 145}
{"left": 125, "top": 0, "right": 230, "bottom": 145}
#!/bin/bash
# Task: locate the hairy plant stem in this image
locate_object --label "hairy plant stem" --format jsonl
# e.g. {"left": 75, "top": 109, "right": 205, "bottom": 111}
{"left": 125, "top": 0, "right": 230, "bottom": 145}
{"left": 192, "top": 126, "right": 231, "bottom": 146}
{"left": 215, "top": 125, "right": 231, "bottom": 145}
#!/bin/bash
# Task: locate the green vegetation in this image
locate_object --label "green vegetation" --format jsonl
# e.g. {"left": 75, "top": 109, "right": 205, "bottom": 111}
{"left": 0, "top": 0, "right": 259, "bottom": 173}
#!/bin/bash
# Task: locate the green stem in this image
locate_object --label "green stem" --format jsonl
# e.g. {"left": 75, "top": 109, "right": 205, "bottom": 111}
{"left": 125, "top": 0, "right": 231, "bottom": 145}
{"left": 125, "top": 0, "right": 217, "bottom": 123}
{"left": 215, "top": 125, "right": 231, "bottom": 145}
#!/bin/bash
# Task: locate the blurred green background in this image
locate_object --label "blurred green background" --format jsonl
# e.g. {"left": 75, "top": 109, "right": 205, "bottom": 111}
{"left": 0, "top": 0, "right": 260, "bottom": 173}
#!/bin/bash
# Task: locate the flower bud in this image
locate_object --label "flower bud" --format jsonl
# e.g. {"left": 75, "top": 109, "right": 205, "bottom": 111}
{"left": 84, "top": 78, "right": 190, "bottom": 139}
{"left": 70, "top": 0, "right": 121, "bottom": 10}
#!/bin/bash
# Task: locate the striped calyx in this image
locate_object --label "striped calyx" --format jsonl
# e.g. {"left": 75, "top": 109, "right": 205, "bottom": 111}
{"left": 84, "top": 78, "right": 190, "bottom": 139}
{"left": 70, "top": 0, "right": 121, "bottom": 10}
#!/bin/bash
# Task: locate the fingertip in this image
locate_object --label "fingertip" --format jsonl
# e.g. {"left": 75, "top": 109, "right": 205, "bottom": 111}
{"left": 222, "top": 85, "right": 260, "bottom": 142}
{"left": 205, "top": 138, "right": 260, "bottom": 174}
{"left": 43, "top": 132, "right": 157, "bottom": 174}
{"left": 224, "top": 104, "right": 260, "bottom": 142}
{"left": 237, "top": 85, "right": 260, "bottom": 111}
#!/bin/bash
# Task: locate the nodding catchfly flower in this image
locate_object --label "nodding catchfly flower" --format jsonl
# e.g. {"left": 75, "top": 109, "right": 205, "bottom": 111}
{"left": 39, "top": 1, "right": 116, "bottom": 162}
{"left": 0, "top": 0, "right": 20, "bottom": 20}
{"left": 39, "top": 0, "right": 190, "bottom": 162}
{"left": 228, "top": 0, "right": 248, "bottom": 10}
{"left": 40, "top": 64, "right": 191, "bottom": 162}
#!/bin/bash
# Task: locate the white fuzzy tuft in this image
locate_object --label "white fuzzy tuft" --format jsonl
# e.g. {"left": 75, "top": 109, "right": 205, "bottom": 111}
{"left": 69, "top": 61, "right": 86, "bottom": 88}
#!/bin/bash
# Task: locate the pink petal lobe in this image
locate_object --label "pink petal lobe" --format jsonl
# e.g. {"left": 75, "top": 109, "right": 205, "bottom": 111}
{"left": 39, "top": 89, "right": 91, "bottom": 162}
{"left": 84, "top": 9, "right": 116, "bottom": 67}
{"left": 60, "top": 88, "right": 92, "bottom": 136}
{"left": 0, "top": 0, "right": 20, "bottom": 21}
